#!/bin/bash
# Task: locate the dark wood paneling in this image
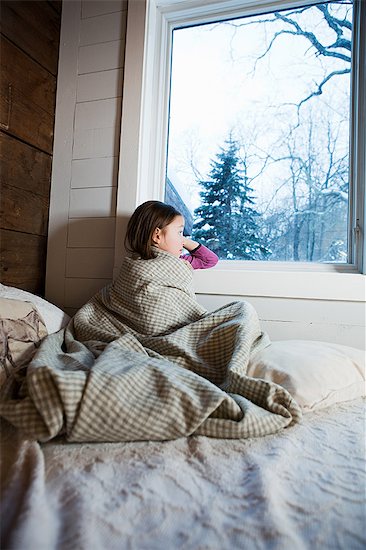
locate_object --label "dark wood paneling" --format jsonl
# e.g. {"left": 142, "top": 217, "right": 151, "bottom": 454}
{"left": 0, "top": 58, "right": 55, "bottom": 153}
{"left": 0, "top": 133, "right": 51, "bottom": 197}
{"left": 0, "top": 1, "right": 62, "bottom": 75}
{"left": 0, "top": 229, "right": 47, "bottom": 294}
{"left": 1, "top": 183, "right": 49, "bottom": 236}
{"left": 0, "top": 0, "right": 61, "bottom": 295}
{"left": 1, "top": 36, "right": 56, "bottom": 117}
{"left": 48, "top": 0, "right": 62, "bottom": 15}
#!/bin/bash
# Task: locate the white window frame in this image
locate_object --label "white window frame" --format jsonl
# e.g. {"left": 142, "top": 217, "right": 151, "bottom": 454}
{"left": 114, "top": 0, "right": 366, "bottom": 301}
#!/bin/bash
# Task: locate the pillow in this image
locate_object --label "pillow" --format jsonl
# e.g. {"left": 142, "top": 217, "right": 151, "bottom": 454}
{"left": 0, "top": 298, "right": 48, "bottom": 388}
{"left": 247, "top": 340, "right": 365, "bottom": 413}
{"left": 0, "top": 284, "right": 70, "bottom": 334}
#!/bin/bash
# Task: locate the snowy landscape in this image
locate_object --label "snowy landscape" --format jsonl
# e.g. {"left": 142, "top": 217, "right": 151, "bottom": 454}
{"left": 165, "top": 1, "right": 352, "bottom": 262}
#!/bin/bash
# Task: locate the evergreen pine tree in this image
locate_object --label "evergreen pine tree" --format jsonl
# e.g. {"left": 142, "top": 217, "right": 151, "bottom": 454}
{"left": 192, "top": 138, "right": 270, "bottom": 260}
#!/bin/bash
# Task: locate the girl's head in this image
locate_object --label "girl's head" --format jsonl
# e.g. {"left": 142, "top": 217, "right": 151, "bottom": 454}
{"left": 125, "top": 201, "right": 184, "bottom": 259}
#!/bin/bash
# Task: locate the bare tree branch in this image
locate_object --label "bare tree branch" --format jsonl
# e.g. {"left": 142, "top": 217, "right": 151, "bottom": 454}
{"left": 316, "top": 4, "right": 352, "bottom": 34}
{"left": 272, "top": 11, "right": 351, "bottom": 62}
{"left": 223, "top": 3, "right": 352, "bottom": 112}
{"left": 297, "top": 68, "right": 350, "bottom": 110}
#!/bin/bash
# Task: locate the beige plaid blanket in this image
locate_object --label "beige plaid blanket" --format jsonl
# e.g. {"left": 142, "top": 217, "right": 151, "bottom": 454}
{"left": 0, "top": 250, "right": 301, "bottom": 442}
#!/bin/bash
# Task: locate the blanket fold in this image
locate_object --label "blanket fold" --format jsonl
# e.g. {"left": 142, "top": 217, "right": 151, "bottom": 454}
{"left": 0, "top": 250, "right": 301, "bottom": 442}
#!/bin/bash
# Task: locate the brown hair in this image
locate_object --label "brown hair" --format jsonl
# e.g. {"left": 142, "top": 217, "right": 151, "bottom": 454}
{"left": 124, "top": 200, "right": 182, "bottom": 259}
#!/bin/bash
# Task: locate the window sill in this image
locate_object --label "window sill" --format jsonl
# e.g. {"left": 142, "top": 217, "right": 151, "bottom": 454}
{"left": 193, "top": 263, "right": 366, "bottom": 302}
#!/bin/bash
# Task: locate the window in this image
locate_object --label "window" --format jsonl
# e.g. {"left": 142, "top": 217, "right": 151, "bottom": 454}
{"left": 115, "top": 0, "right": 365, "bottom": 284}
{"left": 165, "top": 1, "right": 357, "bottom": 264}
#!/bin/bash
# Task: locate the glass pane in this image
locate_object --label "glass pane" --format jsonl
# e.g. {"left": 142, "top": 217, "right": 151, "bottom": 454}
{"left": 165, "top": 1, "right": 352, "bottom": 262}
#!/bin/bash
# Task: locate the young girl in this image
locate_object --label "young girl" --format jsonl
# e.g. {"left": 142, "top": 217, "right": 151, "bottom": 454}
{"left": 72, "top": 200, "right": 291, "bottom": 436}
{"left": 74, "top": 201, "right": 217, "bottom": 343}
{"left": 124, "top": 200, "right": 218, "bottom": 270}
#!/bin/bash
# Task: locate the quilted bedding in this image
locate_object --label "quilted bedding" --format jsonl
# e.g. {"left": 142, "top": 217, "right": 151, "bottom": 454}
{"left": 0, "top": 250, "right": 301, "bottom": 442}
{"left": 1, "top": 399, "right": 365, "bottom": 550}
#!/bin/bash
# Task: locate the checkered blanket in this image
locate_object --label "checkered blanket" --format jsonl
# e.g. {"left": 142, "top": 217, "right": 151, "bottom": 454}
{"left": 0, "top": 250, "right": 301, "bottom": 442}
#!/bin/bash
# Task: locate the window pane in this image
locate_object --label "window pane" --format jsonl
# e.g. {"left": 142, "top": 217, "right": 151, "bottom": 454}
{"left": 165, "top": 1, "right": 352, "bottom": 262}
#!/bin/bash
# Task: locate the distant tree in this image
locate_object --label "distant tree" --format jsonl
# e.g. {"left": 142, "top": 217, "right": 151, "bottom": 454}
{"left": 261, "top": 113, "right": 349, "bottom": 261}
{"left": 226, "top": 1, "right": 352, "bottom": 110}
{"left": 192, "top": 138, "right": 270, "bottom": 260}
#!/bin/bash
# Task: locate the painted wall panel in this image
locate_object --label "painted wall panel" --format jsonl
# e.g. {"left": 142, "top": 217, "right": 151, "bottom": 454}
{"left": 69, "top": 187, "right": 117, "bottom": 218}
{"left": 47, "top": 0, "right": 126, "bottom": 308}
{"left": 196, "top": 294, "right": 365, "bottom": 326}
{"left": 80, "top": 10, "right": 127, "bottom": 46}
{"left": 194, "top": 268, "right": 365, "bottom": 302}
{"left": 260, "top": 319, "right": 365, "bottom": 349}
{"left": 71, "top": 157, "right": 118, "bottom": 188}
{"left": 64, "top": 277, "right": 112, "bottom": 307}
{"left": 75, "top": 98, "right": 121, "bottom": 130}
{"left": 46, "top": 0, "right": 80, "bottom": 307}
{"left": 77, "top": 69, "right": 123, "bottom": 102}
{"left": 66, "top": 247, "right": 114, "bottom": 278}
{"left": 78, "top": 40, "right": 124, "bottom": 74}
{"left": 82, "top": 0, "right": 127, "bottom": 19}
{"left": 73, "top": 127, "right": 120, "bottom": 159}
{"left": 73, "top": 98, "right": 122, "bottom": 159}
{"left": 67, "top": 218, "right": 115, "bottom": 247}
{"left": 196, "top": 293, "right": 365, "bottom": 349}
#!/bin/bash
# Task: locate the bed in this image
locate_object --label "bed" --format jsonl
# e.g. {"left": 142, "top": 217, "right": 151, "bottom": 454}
{"left": 1, "top": 283, "right": 365, "bottom": 549}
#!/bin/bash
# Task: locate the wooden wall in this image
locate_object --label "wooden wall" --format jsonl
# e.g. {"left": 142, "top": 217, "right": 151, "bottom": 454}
{"left": 45, "top": 0, "right": 127, "bottom": 314}
{"left": 196, "top": 293, "right": 365, "bottom": 349}
{"left": 0, "top": 0, "right": 62, "bottom": 295}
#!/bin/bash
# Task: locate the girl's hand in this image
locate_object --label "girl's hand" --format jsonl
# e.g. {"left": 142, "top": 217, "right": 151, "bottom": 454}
{"left": 182, "top": 237, "right": 200, "bottom": 252}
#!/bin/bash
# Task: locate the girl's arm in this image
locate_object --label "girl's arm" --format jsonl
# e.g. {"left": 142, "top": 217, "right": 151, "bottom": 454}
{"left": 181, "top": 238, "right": 219, "bottom": 269}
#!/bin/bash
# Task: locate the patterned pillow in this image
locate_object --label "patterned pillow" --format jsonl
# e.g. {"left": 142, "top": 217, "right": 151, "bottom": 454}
{"left": 0, "top": 298, "right": 48, "bottom": 388}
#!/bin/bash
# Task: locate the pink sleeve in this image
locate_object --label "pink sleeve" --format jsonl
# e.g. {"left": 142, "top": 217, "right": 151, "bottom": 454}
{"left": 180, "top": 244, "right": 219, "bottom": 270}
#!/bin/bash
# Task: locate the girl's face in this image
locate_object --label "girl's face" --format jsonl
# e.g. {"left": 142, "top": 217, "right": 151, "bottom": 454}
{"left": 153, "top": 215, "right": 185, "bottom": 257}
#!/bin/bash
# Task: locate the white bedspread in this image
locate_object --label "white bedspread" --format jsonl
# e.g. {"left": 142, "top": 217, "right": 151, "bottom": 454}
{"left": 1, "top": 398, "right": 365, "bottom": 550}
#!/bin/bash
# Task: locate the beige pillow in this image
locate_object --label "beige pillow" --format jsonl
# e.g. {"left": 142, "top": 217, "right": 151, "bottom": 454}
{"left": 248, "top": 340, "right": 365, "bottom": 412}
{"left": 0, "top": 298, "right": 48, "bottom": 388}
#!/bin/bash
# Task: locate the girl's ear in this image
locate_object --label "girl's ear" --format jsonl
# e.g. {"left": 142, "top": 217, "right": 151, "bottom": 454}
{"left": 152, "top": 227, "right": 161, "bottom": 245}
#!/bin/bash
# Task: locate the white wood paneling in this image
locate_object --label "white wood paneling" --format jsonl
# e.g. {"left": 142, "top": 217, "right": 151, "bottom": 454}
{"left": 193, "top": 268, "right": 366, "bottom": 302}
{"left": 69, "top": 187, "right": 117, "bottom": 218}
{"left": 80, "top": 10, "right": 127, "bottom": 46}
{"left": 77, "top": 69, "right": 123, "bottom": 102}
{"left": 78, "top": 40, "right": 125, "bottom": 74}
{"left": 66, "top": 248, "right": 115, "bottom": 278}
{"left": 64, "top": 277, "right": 112, "bottom": 308}
{"left": 73, "top": 98, "right": 122, "bottom": 159}
{"left": 197, "top": 294, "right": 365, "bottom": 325}
{"left": 82, "top": 0, "right": 127, "bottom": 19}
{"left": 71, "top": 157, "right": 118, "bottom": 188}
{"left": 67, "top": 218, "right": 116, "bottom": 247}
{"left": 196, "top": 293, "right": 365, "bottom": 349}
{"left": 114, "top": 0, "right": 147, "bottom": 274}
{"left": 73, "top": 127, "right": 120, "bottom": 159}
{"left": 260, "top": 320, "right": 365, "bottom": 349}
{"left": 46, "top": 1, "right": 81, "bottom": 308}
{"left": 75, "top": 98, "right": 121, "bottom": 130}
{"left": 46, "top": 0, "right": 126, "bottom": 309}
